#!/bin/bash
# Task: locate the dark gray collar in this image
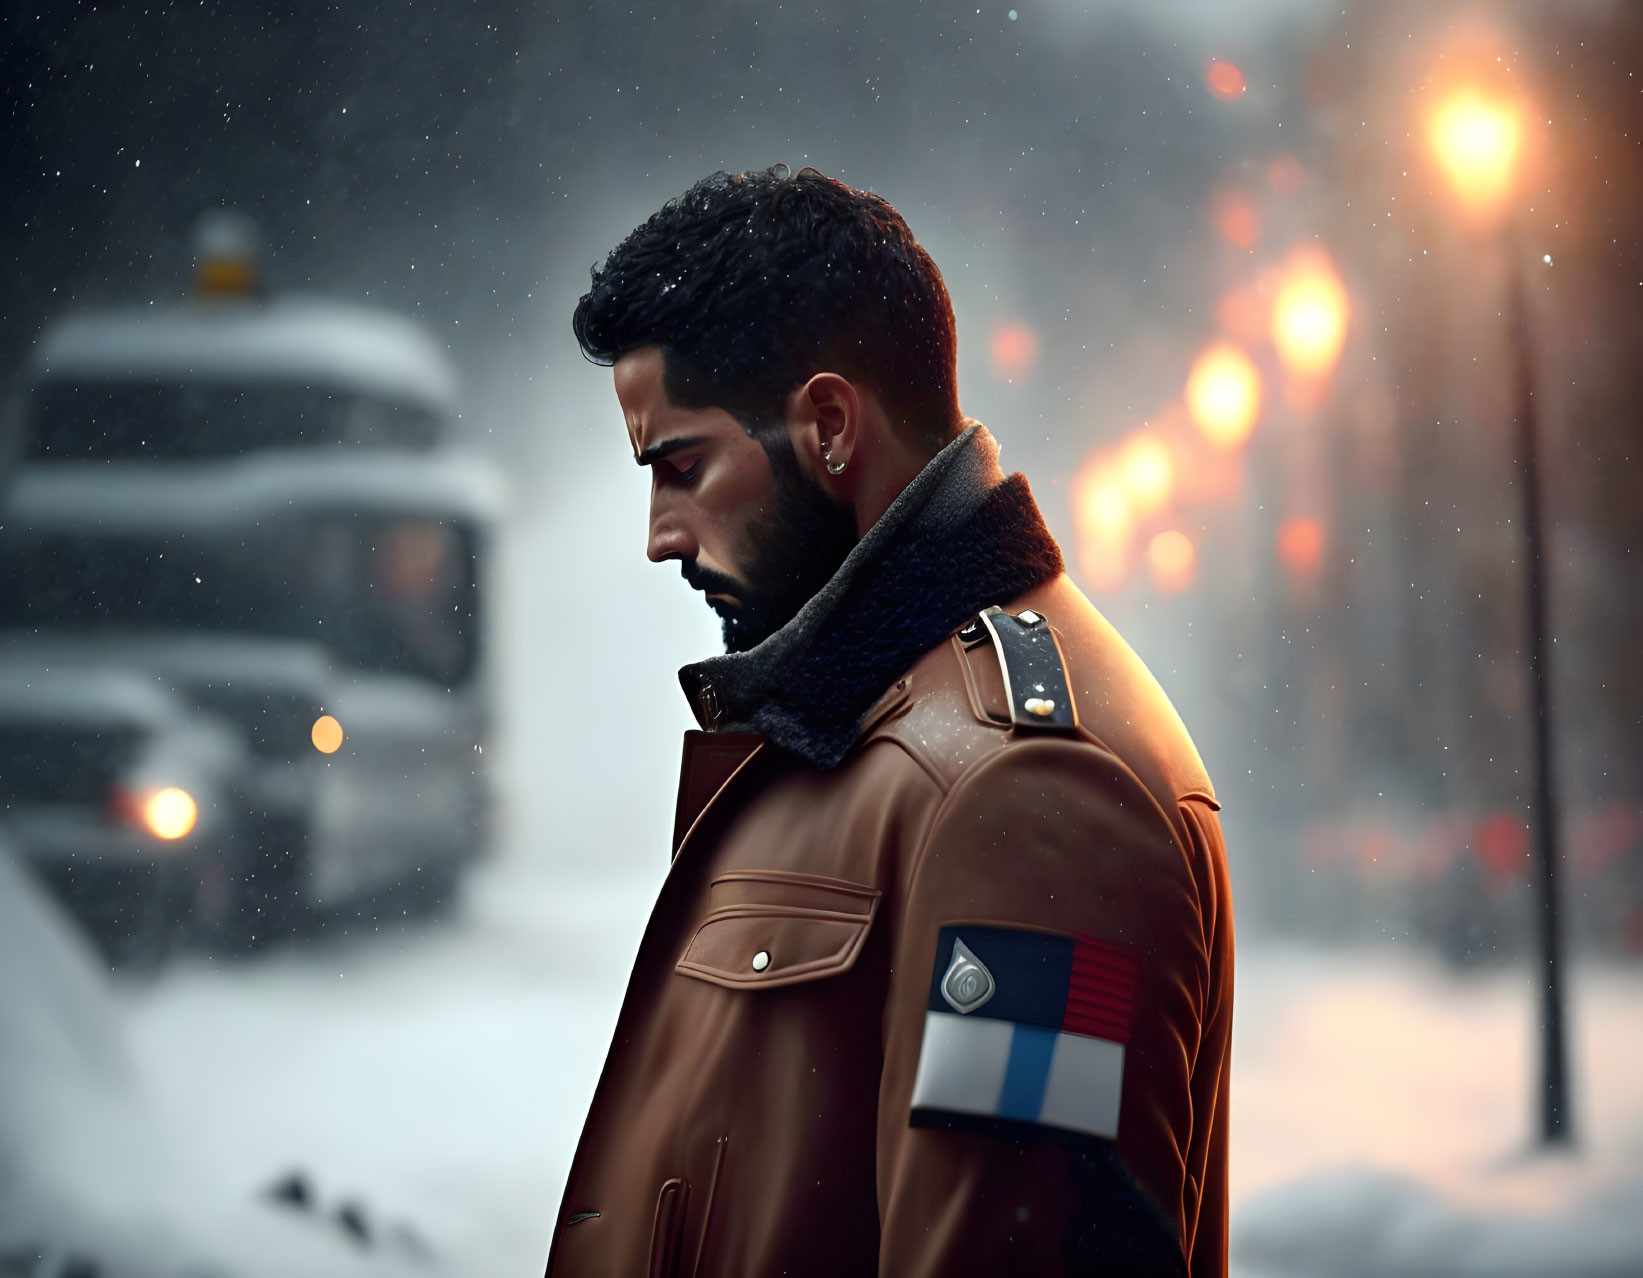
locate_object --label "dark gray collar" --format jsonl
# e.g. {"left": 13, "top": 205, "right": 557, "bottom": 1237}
{"left": 678, "top": 423, "right": 1064, "bottom": 770}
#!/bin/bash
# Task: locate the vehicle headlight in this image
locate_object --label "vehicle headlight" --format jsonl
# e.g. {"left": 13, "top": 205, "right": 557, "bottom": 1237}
{"left": 311, "top": 714, "right": 344, "bottom": 754}
{"left": 141, "top": 786, "right": 198, "bottom": 840}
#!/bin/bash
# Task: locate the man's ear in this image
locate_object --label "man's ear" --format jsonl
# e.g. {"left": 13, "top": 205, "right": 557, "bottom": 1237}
{"left": 791, "top": 372, "right": 861, "bottom": 481}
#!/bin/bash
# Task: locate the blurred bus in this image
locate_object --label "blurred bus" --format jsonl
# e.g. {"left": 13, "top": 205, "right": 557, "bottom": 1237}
{"left": 0, "top": 221, "right": 501, "bottom": 948}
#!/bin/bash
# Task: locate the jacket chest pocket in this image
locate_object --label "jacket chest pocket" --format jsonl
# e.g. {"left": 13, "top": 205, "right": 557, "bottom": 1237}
{"left": 676, "top": 870, "right": 881, "bottom": 990}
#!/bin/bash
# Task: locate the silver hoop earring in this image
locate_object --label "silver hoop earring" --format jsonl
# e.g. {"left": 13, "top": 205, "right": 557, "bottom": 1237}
{"left": 826, "top": 455, "right": 847, "bottom": 476}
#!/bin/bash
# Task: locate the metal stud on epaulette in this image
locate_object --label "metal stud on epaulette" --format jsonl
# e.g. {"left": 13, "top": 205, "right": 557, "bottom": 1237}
{"left": 976, "top": 606, "right": 1079, "bottom": 733}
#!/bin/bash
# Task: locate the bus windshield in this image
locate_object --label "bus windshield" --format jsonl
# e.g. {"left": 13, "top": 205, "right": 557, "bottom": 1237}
{"left": 26, "top": 380, "right": 445, "bottom": 460}
{"left": 0, "top": 515, "right": 480, "bottom": 686}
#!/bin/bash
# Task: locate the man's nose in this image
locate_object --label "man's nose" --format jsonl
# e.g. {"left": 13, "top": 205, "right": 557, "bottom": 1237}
{"left": 647, "top": 500, "right": 697, "bottom": 564}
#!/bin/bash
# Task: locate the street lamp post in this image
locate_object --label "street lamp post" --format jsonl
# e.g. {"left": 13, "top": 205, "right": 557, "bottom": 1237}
{"left": 1506, "top": 244, "right": 1571, "bottom": 1145}
{"left": 1430, "top": 86, "right": 1572, "bottom": 1146}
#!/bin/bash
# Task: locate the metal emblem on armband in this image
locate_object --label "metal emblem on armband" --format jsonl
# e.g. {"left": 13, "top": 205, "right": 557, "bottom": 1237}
{"left": 940, "top": 938, "right": 996, "bottom": 1014}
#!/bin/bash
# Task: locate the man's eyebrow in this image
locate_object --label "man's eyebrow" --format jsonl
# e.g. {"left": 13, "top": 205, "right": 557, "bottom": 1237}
{"left": 634, "top": 436, "right": 707, "bottom": 467}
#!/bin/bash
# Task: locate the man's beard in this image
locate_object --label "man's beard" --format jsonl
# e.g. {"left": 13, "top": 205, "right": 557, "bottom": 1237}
{"left": 682, "top": 439, "right": 858, "bottom": 654}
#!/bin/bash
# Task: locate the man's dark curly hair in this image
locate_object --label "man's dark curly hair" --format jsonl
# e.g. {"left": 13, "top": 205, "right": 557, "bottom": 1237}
{"left": 572, "top": 165, "right": 961, "bottom": 456}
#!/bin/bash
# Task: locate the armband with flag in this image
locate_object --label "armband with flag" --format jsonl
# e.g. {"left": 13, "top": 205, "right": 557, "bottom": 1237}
{"left": 909, "top": 924, "right": 1136, "bottom": 1141}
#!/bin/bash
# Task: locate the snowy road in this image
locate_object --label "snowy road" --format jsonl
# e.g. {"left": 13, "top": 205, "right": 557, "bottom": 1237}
{"left": 114, "top": 849, "right": 1643, "bottom": 1278}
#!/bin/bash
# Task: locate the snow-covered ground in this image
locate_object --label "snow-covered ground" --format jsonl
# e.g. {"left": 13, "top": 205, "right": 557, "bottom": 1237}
{"left": 108, "top": 850, "right": 1643, "bottom": 1278}
{"left": 120, "top": 859, "right": 657, "bottom": 1277}
{"left": 1229, "top": 948, "right": 1643, "bottom": 1278}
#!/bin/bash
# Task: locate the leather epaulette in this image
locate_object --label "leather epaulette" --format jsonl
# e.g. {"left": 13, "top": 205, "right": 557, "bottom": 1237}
{"left": 959, "top": 605, "right": 1080, "bottom": 733}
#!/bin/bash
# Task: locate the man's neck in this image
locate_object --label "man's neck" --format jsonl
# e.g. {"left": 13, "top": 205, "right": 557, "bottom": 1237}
{"left": 847, "top": 418, "right": 962, "bottom": 538}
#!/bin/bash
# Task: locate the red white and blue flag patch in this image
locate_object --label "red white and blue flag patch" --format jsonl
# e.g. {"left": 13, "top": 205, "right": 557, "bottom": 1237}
{"left": 910, "top": 924, "right": 1137, "bottom": 1141}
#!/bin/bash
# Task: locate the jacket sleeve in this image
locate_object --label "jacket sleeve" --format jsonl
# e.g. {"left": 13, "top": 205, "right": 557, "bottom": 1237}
{"left": 874, "top": 736, "right": 1216, "bottom": 1278}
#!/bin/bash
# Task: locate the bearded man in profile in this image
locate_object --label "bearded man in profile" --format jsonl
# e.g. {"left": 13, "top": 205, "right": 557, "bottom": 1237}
{"left": 544, "top": 164, "right": 1233, "bottom": 1278}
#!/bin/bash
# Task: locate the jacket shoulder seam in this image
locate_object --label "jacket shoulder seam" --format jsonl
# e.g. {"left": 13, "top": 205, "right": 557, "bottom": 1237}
{"left": 864, "top": 730, "right": 960, "bottom": 797}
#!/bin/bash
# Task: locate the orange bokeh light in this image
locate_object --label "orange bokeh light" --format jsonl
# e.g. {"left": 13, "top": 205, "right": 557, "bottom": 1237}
{"left": 1272, "top": 248, "right": 1350, "bottom": 379}
{"left": 1205, "top": 60, "right": 1247, "bottom": 102}
{"left": 1078, "top": 539, "right": 1131, "bottom": 593}
{"left": 1277, "top": 516, "right": 1324, "bottom": 578}
{"left": 1071, "top": 460, "right": 1133, "bottom": 591}
{"left": 1185, "top": 343, "right": 1262, "bottom": 449}
{"left": 1147, "top": 530, "right": 1197, "bottom": 593}
{"left": 1429, "top": 87, "right": 1522, "bottom": 215}
{"left": 1475, "top": 812, "right": 1528, "bottom": 879}
{"left": 1075, "top": 469, "right": 1130, "bottom": 542}
{"left": 1212, "top": 191, "right": 1259, "bottom": 249}
{"left": 1116, "top": 432, "right": 1174, "bottom": 515}
{"left": 990, "top": 322, "right": 1039, "bottom": 381}
{"left": 312, "top": 714, "right": 345, "bottom": 754}
{"left": 143, "top": 787, "right": 198, "bottom": 841}
{"left": 1267, "top": 154, "right": 1306, "bottom": 194}
{"left": 1216, "top": 285, "right": 1268, "bottom": 346}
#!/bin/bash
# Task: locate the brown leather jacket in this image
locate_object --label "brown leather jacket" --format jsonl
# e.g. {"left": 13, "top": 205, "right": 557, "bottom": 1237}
{"left": 545, "top": 564, "right": 1232, "bottom": 1277}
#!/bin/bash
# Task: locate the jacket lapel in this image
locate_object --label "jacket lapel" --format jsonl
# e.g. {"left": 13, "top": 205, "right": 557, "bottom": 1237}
{"left": 671, "top": 730, "right": 765, "bottom": 857}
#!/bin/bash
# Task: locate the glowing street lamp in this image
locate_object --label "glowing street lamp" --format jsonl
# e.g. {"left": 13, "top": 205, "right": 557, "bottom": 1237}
{"left": 1428, "top": 81, "right": 1570, "bottom": 1146}
{"left": 1429, "top": 88, "right": 1522, "bottom": 218}
{"left": 1071, "top": 461, "right": 1133, "bottom": 592}
{"left": 1185, "top": 343, "right": 1261, "bottom": 449}
{"left": 1077, "top": 469, "right": 1129, "bottom": 542}
{"left": 1116, "top": 432, "right": 1174, "bottom": 515}
{"left": 1272, "top": 250, "right": 1350, "bottom": 381}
